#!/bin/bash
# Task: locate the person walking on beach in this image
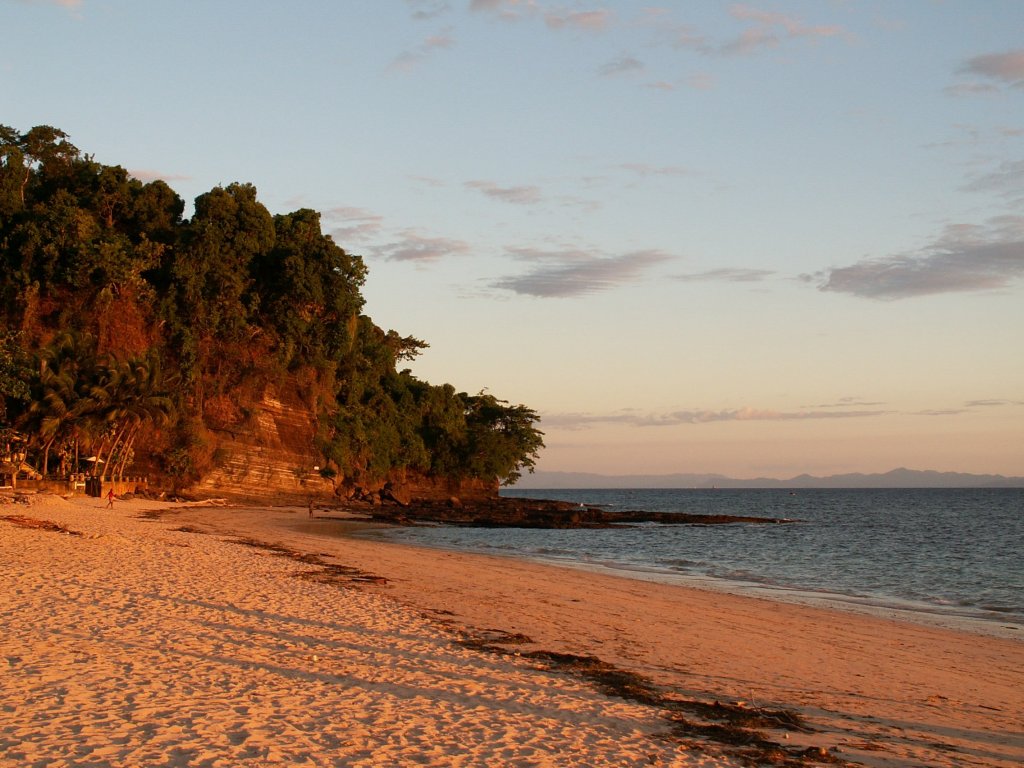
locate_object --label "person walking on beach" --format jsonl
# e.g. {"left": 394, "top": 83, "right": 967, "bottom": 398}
{"left": 106, "top": 488, "right": 115, "bottom": 508}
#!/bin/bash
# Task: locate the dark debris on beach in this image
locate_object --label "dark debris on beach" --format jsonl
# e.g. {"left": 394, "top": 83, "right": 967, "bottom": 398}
{"left": 457, "top": 629, "right": 846, "bottom": 767}
{"left": 1, "top": 514, "right": 83, "bottom": 537}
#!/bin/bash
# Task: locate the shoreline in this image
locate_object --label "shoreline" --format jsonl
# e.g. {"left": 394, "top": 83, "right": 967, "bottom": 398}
{"left": 192, "top": 504, "right": 1024, "bottom": 767}
{"left": 349, "top": 522, "right": 1023, "bottom": 642}
{"left": 4, "top": 495, "right": 1022, "bottom": 767}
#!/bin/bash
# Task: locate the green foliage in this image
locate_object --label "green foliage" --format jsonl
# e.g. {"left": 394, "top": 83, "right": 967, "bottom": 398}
{"left": 15, "top": 332, "right": 175, "bottom": 477}
{"left": 0, "top": 124, "right": 545, "bottom": 489}
{"left": 0, "top": 328, "right": 31, "bottom": 431}
{"left": 250, "top": 208, "right": 366, "bottom": 369}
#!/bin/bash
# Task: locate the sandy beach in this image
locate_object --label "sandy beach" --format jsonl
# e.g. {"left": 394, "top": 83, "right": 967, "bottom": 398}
{"left": 2, "top": 495, "right": 1021, "bottom": 767}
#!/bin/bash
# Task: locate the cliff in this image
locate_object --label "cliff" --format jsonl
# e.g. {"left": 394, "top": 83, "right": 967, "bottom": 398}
{"left": 192, "top": 386, "right": 498, "bottom": 505}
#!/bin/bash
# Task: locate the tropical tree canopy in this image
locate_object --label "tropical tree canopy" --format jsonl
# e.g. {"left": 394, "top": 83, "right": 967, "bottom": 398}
{"left": 0, "top": 124, "right": 543, "bottom": 488}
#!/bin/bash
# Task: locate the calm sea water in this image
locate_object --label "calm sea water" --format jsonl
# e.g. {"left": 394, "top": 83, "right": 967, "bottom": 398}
{"left": 363, "top": 488, "right": 1024, "bottom": 636}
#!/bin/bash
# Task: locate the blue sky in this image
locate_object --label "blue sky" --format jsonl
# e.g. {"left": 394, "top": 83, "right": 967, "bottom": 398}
{"left": 5, "top": 0, "right": 1023, "bottom": 478}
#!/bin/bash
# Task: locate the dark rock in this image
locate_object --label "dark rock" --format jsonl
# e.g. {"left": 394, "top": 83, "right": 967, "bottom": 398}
{"left": 369, "top": 496, "right": 792, "bottom": 529}
{"left": 382, "top": 482, "right": 411, "bottom": 507}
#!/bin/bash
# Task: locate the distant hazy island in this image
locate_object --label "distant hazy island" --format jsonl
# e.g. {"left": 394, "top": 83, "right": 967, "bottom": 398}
{"left": 511, "top": 468, "right": 1024, "bottom": 490}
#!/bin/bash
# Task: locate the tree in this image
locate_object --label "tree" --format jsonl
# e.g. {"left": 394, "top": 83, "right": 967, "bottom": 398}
{"left": 20, "top": 332, "right": 96, "bottom": 475}
{"left": 0, "top": 329, "right": 30, "bottom": 424}
{"left": 461, "top": 392, "right": 544, "bottom": 485}
{"left": 250, "top": 208, "right": 366, "bottom": 369}
{"left": 1, "top": 124, "right": 548, "bottom": 492}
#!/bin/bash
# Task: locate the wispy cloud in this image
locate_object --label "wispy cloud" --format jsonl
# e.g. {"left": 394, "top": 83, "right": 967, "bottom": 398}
{"left": 404, "top": 0, "right": 450, "bottom": 21}
{"left": 545, "top": 9, "right": 612, "bottom": 32}
{"left": 18, "top": 0, "right": 82, "bottom": 8}
{"left": 389, "top": 27, "right": 455, "bottom": 71}
{"left": 128, "top": 168, "right": 190, "bottom": 183}
{"left": 492, "top": 248, "right": 672, "bottom": 297}
{"left": 944, "top": 82, "right": 1000, "bottom": 98}
{"left": 948, "top": 49, "right": 1024, "bottom": 96}
{"left": 965, "top": 398, "right": 1024, "bottom": 408}
{"left": 369, "top": 229, "right": 471, "bottom": 263}
{"left": 465, "top": 180, "right": 542, "bottom": 205}
{"left": 408, "top": 174, "right": 447, "bottom": 188}
{"left": 544, "top": 406, "right": 888, "bottom": 430}
{"left": 720, "top": 3, "right": 844, "bottom": 56}
{"left": 644, "top": 73, "right": 717, "bottom": 92}
{"left": 471, "top": 2, "right": 611, "bottom": 32}
{"left": 619, "top": 162, "right": 693, "bottom": 178}
{"left": 804, "top": 397, "right": 886, "bottom": 409}
{"left": 811, "top": 216, "right": 1024, "bottom": 299}
{"left": 960, "top": 49, "right": 1024, "bottom": 88}
{"left": 324, "top": 206, "right": 384, "bottom": 243}
{"left": 599, "top": 54, "right": 644, "bottom": 77}
{"left": 963, "top": 159, "right": 1024, "bottom": 200}
{"left": 673, "top": 267, "right": 774, "bottom": 283}
{"left": 469, "top": 0, "right": 538, "bottom": 22}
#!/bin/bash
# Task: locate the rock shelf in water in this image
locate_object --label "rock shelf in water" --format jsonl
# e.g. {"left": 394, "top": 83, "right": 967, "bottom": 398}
{"left": 369, "top": 496, "right": 792, "bottom": 529}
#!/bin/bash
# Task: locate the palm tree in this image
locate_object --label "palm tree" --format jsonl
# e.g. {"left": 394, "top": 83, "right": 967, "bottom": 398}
{"left": 21, "top": 331, "right": 95, "bottom": 476}
{"left": 20, "top": 334, "right": 175, "bottom": 480}
{"left": 84, "top": 351, "right": 174, "bottom": 479}
{"left": 110, "top": 353, "right": 174, "bottom": 480}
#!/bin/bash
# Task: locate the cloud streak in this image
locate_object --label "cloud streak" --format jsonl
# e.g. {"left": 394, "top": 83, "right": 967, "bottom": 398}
{"left": 18, "top": 0, "right": 82, "bottom": 7}
{"left": 468, "top": 0, "right": 542, "bottom": 24}
{"left": 717, "top": 4, "right": 845, "bottom": 56}
{"left": 619, "top": 162, "right": 692, "bottom": 177}
{"left": 812, "top": 216, "right": 1024, "bottom": 299}
{"left": 544, "top": 406, "right": 888, "bottom": 430}
{"left": 673, "top": 268, "right": 774, "bottom": 283}
{"left": 960, "top": 49, "right": 1024, "bottom": 88}
{"left": 128, "top": 168, "right": 191, "bottom": 183}
{"left": 466, "top": 180, "right": 542, "bottom": 205}
{"left": 599, "top": 55, "right": 644, "bottom": 77}
{"left": 545, "top": 9, "right": 612, "bottom": 32}
{"left": 492, "top": 248, "right": 671, "bottom": 297}
{"left": 963, "top": 159, "right": 1024, "bottom": 199}
{"left": 405, "top": 0, "right": 449, "bottom": 21}
{"left": 389, "top": 28, "right": 454, "bottom": 71}
{"left": 325, "top": 206, "right": 385, "bottom": 243}
{"left": 369, "top": 229, "right": 471, "bottom": 262}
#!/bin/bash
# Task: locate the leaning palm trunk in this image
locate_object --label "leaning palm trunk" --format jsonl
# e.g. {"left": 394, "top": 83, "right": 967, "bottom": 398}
{"left": 41, "top": 437, "right": 54, "bottom": 477}
{"left": 114, "top": 425, "right": 140, "bottom": 481}
{"left": 92, "top": 422, "right": 127, "bottom": 478}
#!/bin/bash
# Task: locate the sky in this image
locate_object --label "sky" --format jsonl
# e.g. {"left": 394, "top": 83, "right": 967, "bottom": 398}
{"left": 4, "top": 0, "right": 1023, "bottom": 480}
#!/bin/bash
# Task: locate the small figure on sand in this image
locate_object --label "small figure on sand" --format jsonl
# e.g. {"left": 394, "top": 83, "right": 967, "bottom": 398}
{"left": 308, "top": 497, "right": 315, "bottom": 519}
{"left": 106, "top": 488, "right": 115, "bottom": 509}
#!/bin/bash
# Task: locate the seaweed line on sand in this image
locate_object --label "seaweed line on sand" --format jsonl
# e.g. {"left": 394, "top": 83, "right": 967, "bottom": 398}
{"left": 168, "top": 524, "right": 390, "bottom": 587}
{"left": 1, "top": 514, "right": 83, "bottom": 536}
{"left": 141, "top": 506, "right": 850, "bottom": 766}
{"left": 458, "top": 629, "right": 848, "bottom": 768}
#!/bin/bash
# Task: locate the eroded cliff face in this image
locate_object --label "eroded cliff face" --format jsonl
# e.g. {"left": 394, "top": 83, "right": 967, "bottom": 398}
{"left": 193, "top": 386, "right": 330, "bottom": 502}
{"left": 192, "top": 386, "right": 498, "bottom": 505}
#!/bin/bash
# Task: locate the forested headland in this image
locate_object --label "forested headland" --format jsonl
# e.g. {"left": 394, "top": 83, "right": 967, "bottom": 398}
{"left": 0, "top": 125, "right": 543, "bottom": 499}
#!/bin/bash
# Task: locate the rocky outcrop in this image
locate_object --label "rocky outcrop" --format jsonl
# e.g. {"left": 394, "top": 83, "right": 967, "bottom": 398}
{"left": 370, "top": 497, "right": 793, "bottom": 529}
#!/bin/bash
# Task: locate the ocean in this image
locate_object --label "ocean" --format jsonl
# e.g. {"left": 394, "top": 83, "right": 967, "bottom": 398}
{"left": 360, "top": 488, "right": 1024, "bottom": 638}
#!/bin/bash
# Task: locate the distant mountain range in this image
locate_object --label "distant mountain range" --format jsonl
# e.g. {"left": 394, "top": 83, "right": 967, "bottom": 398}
{"left": 512, "top": 468, "right": 1024, "bottom": 489}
